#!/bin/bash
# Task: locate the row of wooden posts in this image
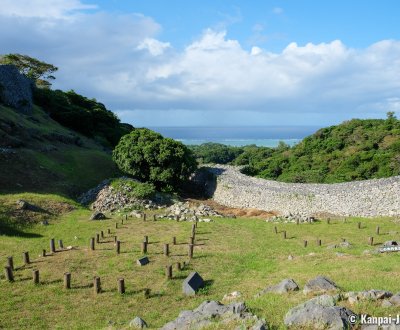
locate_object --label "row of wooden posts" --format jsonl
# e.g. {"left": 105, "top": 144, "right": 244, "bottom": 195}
{"left": 4, "top": 215, "right": 199, "bottom": 287}
{"left": 4, "top": 260, "right": 185, "bottom": 293}
{"left": 274, "top": 224, "right": 378, "bottom": 246}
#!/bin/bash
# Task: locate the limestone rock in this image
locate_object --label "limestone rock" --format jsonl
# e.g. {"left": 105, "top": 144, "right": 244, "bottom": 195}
{"left": 303, "top": 276, "right": 339, "bottom": 295}
{"left": 90, "top": 211, "right": 106, "bottom": 220}
{"left": 129, "top": 316, "right": 147, "bottom": 328}
{"left": 256, "top": 279, "right": 299, "bottom": 296}
{"left": 389, "top": 293, "right": 400, "bottom": 306}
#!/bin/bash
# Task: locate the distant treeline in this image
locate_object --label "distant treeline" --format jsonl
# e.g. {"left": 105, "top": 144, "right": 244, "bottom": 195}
{"left": 34, "top": 88, "right": 133, "bottom": 147}
{"left": 189, "top": 114, "right": 400, "bottom": 183}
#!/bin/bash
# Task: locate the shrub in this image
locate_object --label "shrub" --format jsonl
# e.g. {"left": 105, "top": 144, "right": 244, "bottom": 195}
{"left": 112, "top": 128, "right": 197, "bottom": 191}
{"left": 111, "top": 179, "right": 156, "bottom": 199}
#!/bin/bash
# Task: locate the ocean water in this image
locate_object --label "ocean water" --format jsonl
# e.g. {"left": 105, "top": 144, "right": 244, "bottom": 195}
{"left": 150, "top": 126, "right": 319, "bottom": 147}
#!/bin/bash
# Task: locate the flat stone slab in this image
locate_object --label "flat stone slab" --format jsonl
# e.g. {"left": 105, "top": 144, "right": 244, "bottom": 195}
{"left": 182, "top": 272, "right": 204, "bottom": 296}
{"left": 136, "top": 257, "right": 149, "bottom": 266}
{"left": 303, "top": 276, "right": 339, "bottom": 295}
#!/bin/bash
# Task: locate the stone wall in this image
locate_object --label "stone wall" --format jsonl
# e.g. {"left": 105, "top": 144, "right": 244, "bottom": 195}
{"left": 208, "top": 165, "right": 400, "bottom": 217}
{"left": 0, "top": 65, "right": 33, "bottom": 114}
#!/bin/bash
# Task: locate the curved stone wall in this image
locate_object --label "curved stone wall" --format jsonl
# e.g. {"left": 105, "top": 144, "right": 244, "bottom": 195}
{"left": 209, "top": 165, "right": 400, "bottom": 217}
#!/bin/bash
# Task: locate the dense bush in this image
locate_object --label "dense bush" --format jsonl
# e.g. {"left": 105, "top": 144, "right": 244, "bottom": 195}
{"left": 111, "top": 179, "right": 156, "bottom": 199}
{"left": 189, "top": 143, "right": 243, "bottom": 164}
{"left": 33, "top": 88, "right": 133, "bottom": 147}
{"left": 112, "top": 128, "right": 197, "bottom": 191}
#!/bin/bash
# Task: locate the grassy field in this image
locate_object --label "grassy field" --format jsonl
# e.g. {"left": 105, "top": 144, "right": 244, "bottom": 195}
{"left": 1, "top": 194, "right": 400, "bottom": 329}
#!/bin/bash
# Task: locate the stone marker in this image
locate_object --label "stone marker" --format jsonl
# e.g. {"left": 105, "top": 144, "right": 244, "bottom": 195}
{"left": 182, "top": 271, "right": 204, "bottom": 296}
{"left": 137, "top": 256, "right": 149, "bottom": 266}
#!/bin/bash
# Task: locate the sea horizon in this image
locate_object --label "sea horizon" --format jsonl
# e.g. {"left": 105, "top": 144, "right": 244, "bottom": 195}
{"left": 149, "top": 126, "right": 320, "bottom": 147}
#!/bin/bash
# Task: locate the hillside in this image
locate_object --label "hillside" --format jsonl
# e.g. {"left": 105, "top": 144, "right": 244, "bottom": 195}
{"left": 191, "top": 115, "right": 400, "bottom": 183}
{"left": 0, "top": 103, "right": 121, "bottom": 197}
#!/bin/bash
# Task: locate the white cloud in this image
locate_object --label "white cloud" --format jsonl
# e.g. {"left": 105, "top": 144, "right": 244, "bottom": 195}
{"left": 1, "top": 4, "right": 400, "bottom": 126}
{"left": 272, "top": 7, "right": 284, "bottom": 15}
{"left": 137, "top": 38, "right": 171, "bottom": 56}
{"left": 0, "top": 0, "right": 96, "bottom": 18}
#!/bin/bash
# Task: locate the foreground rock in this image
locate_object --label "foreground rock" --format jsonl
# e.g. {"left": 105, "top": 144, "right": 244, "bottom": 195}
{"left": 284, "top": 295, "right": 356, "bottom": 330}
{"left": 256, "top": 279, "right": 299, "bottom": 296}
{"left": 129, "top": 316, "right": 147, "bottom": 328}
{"left": 160, "top": 300, "right": 267, "bottom": 330}
{"left": 303, "top": 276, "right": 340, "bottom": 295}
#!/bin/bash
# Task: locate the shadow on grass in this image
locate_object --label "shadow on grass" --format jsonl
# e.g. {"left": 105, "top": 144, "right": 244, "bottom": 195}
{"left": 0, "top": 223, "right": 42, "bottom": 238}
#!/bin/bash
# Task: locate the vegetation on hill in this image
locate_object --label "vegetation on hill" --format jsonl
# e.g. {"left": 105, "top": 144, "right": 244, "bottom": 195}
{"left": 34, "top": 88, "right": 133, "bottom": 148}
{"left": 190, "top": 114, "right": 400, "bottom": 183}
{"left": 113, "top": 128, "right": 197, "bottom": 192}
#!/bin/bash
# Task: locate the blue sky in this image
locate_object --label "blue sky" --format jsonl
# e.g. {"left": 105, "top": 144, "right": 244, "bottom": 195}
{"left": 1, "top": 0, "right": 400, "bottom": 127}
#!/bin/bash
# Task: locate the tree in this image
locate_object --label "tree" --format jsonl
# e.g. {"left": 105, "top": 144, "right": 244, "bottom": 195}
{"left": 0, "top": 53, "right": 58, "bottom": 88}
{"left": 112, "top": 128, "right": 197, "bottom": 191}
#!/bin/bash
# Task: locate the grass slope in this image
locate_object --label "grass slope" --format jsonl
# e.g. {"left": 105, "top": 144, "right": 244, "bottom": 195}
{"left": 0, "top": 105, "right": 121, "bottom": 197}
{"left": 1, "top": 194, "right": 400, "bottom": 329}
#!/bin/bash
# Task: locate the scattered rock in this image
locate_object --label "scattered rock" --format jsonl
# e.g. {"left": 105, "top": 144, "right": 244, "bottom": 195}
{"left": 383, "top": 241, "right": 399, "bottom": 247}
{"left": 160, "top": 300, "right": 266, "bottom": 330}
{"left": 284, "top": 294, "right": 355, "bottom": 330}
{"left": 389, "top": 293, "right": 400, "bottom": 306}
{"left": 223, "top": 291, "right": 242, "bottom": 301}
{"left": 41, "top": 220, "right": 49, "bottom": 226}
{"left": 129, "top": 316, "right": 147, "bottom": 328}
{"left": 288, "top": 254, "right": 294, "bottom": 260}
{"left": 90, "top": 211, "right": 106, "bottom": 220}
{"left": 303, "top": 276, "right": 339, "bottom": 295}
{"left": 256, "top": 279, "right": 299, "bottom": 296}
{"left": 382, "top": 300, "right": 393, "bottom": 308}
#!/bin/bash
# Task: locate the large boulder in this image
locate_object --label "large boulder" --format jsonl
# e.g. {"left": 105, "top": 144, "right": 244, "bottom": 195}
{"left": 303, "top": 276, "right": 339, "bottom": 295}
{"left": 160, "top": 300, "right": 267, "bottom": 330}
{"left": 0, "top": 65, "right": 33, "bottom": 114}
{"left": 284, "top": 295, "right": 356, "bottom": 329}
{"left": 129, "top": 316, "right": 147, "bottom": 328}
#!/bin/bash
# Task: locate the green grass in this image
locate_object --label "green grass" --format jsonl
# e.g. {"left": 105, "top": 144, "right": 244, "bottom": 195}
{"left": 1, "top": 195, "right": 400, "bottom": 329}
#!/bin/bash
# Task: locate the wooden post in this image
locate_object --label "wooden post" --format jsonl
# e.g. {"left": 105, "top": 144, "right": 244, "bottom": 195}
{"left": 121, "top": 218, "right": 124, "bottom": 225}
{"left": 358, "top": 222, "right": 361, "bottom": 229}
{"left": 58, "top": 240, "right": 64, "bottom": 249}
{"left": 93, "top": 276, "right": 101, "bottom": 294}
{"left": 50, "top": 238, "right": 56, "bottom": 253}
{"left": 113, "top": 235, "right": 117, "bottom": 243}
{"left": 191, "top": 224, "right": 196, "bottom": 234}
{"left": 125, "top": 214, "right": 128, "bottom": 221}
{"left": 189, "top": 236, "right": 194, "bottom": 245}
{"left": 303, "top": 240, "right": 308, "bottom": 248}
{"left": 176, "top": 262, "right": 181, "bottom": 271}
{"left": 153, "top": 215, "right": 157, "bottom": 221}
{"left": 33, "top": 269, "right": 39, "bottom": 285}
{"left": 274, "top": 226, "right": 278, "bottom": 234}
{"left": 188, "top": 244, "right": 194, "bottom": 259}
{"left": 317, "top": 239, "right": 322, "bottom": 246}
{"left": 376, "top": 226, "right": 380, "bottom": 235}
{"left": 42, "top": 249, "right": 46, "bottom": 257}
{"left": 116, "top": 240, "right": 121, "bottom": 254}
{"left": 165, "top": 265, "right": 172, "bottom": 280}
{"left": 144, "top": 288, "right": 150, "bottom": 299}
{"left": 342, "top": 238, "right": 346, "bottom": 242}
{"left": 327, "top": 218, "right": 330, "bottom": 225}
{"left": 4, "top": 266, "right": 14, "bottom": 282}
{"left": 195, "top": 216, "right": 198, "bottom": 227}
{"left": 7, "top": 256, "right": 14, "bottom": 271}
{"left": 118, "top": 278, "right": 125, "bottom": 294}
{"left": 141, "top": 242, "right": 147, "bottom": 254}
{"left": 23, "top": 251, "right": 30, "bottom": 265}
{"left": 100, "top": 231, "right": 104, "bottom": 239}
{"left": 64, "top": 272, "right": 71, "bottom": 289}
{"left": 296, "top": 218, "right": 299, "bottom": 225}
{"left": 282, "top": 231, "right": 287, "bottom": 239}
{"left": 144, "top": 235, "right": 148, "bottom": 244}
{"left": 90, "top": 238, "right": 95, "bottom": 250}
{"left": 107, "top": 228, "right": 111, "bottom": 235}
{"left": 164, "top": 243, "right": 169, "bottom": 257}
{"left": 96, "top": 233, "right": 100, "bottom": 244}
{"left": 369, "top": 237, "right": 374, "bottom": 246}
{"left": 172, "top": 237, "right": 176, "bottom": 245}
{"left": 115, "top": 222, "right": 118, "bottom": 229}
{"left": 143, "top": 213, "right": 146, "bottom": 222}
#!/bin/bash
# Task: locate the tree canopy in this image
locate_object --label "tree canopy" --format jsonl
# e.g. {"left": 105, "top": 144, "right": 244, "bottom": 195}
{"left": 0, "top": 53, "right": 58, "bottom": 88}
{"left": 112, "top": 128, "right": 197, "bottom": 191}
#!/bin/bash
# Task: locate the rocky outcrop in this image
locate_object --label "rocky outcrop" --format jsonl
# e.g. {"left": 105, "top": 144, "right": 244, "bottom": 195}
{"left": 208, "top": 165, "right": 400, "bottom": 217}
{"left": 0, "top": 65, "right": 33, "bottom": 114}
{"left": 256, "top": 279, "right": 299, "bottom": 296}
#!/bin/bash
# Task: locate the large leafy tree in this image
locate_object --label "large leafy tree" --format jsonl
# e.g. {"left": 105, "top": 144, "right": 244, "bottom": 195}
{"left": 0, "top": 53, "right": 58, "bottom": 88}
{"left": 112, "top": 128, "right": 197, "bottom": 191}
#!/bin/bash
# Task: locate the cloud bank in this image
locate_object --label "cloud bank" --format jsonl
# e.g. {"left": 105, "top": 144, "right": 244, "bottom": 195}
{"left": 1, "top": 0, "right": 400, "bottom": 126}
